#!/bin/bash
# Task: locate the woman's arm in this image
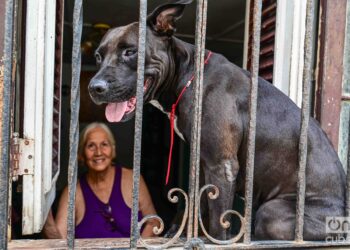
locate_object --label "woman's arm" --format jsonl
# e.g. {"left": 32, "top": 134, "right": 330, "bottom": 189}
{"left": 54, "top": 186, "right": 69, "bottom": 238}
{"left": 42, "top": 209, "right": 62, "bottom": 238}
{"left": 43, "top": 181, "right": 85, "bottom": 239}
{"left": 42, "top": 187, "right": 69, "bottom": 239}
{"left": 139, "top": 175, "right": 159, "bottom": 238}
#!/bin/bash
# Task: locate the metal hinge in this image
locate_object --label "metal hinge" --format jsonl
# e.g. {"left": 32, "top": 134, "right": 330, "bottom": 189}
{"left": 11, "top": 132, "right": 34, "bottom": 181}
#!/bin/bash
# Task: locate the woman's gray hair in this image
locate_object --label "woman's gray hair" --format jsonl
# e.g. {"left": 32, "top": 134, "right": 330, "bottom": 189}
{"left": 78, "top": 122, "right": 116, "bottom": 163}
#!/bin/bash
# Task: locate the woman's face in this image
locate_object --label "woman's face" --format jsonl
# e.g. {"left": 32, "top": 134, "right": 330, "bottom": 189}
{"left": 84, "top": 127, "right": 115, "bottom": 172}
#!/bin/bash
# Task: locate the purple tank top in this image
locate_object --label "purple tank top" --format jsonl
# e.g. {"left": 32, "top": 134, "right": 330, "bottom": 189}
{"left": 75, "top": 166, "right": 143, "bottom": 238}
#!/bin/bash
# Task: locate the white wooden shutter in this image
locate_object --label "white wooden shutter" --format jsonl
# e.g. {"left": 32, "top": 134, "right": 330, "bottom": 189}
{"left": 22, "top": 0, "right": 59, "bottom": 234}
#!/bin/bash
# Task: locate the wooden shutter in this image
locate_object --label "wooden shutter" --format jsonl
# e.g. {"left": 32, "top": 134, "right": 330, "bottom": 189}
{"left": 52, "top": 0, "right": 64, "bottom": 180}
{"left": 247, "top": 0, "right": 277, "bottom": 82}
{"left": 21, "top": 0, "right": 64, "bottom": 234}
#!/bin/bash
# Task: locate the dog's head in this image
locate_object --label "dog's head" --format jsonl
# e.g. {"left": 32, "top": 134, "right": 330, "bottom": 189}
{"left": 88, "top": 0, "right": 192, "bottom": 122}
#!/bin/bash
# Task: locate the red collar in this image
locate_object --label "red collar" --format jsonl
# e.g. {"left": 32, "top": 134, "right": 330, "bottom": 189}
{"left": 166, "top": 51, "right": 213, "bottom": 185}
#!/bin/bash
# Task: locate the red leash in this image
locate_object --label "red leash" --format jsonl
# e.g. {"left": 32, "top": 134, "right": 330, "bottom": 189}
{"left": 166, "top": 51, "right": 213, "bottom": 185}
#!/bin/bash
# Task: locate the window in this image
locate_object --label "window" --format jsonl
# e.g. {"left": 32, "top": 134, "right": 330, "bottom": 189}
{"left": 2, "top": 0, "right": 349, "bottom": 248}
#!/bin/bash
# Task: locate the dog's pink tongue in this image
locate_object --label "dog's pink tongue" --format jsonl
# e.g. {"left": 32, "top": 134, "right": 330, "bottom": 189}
{"left": 105, "top": 102, "right": 128, "bottom": 122}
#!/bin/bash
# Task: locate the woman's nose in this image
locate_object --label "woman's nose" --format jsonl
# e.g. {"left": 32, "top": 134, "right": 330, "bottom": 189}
{"left": 94, "top": 146, "right": 102, "bottom": 155}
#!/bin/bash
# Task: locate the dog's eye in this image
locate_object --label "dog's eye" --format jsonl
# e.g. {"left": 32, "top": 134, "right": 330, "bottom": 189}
{"left": 123, "top": 48, "right": 137, "bottom": 57}
{"left": 95, "top": 53, "right": 102, "bottom": 64}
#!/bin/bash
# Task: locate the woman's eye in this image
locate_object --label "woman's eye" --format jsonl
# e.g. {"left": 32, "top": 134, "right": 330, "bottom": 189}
{"left": 124, "top": 48, "right": 137, "bottom": 57}
{"left": 87, "top": 144, "right": 95, "bottom": 150}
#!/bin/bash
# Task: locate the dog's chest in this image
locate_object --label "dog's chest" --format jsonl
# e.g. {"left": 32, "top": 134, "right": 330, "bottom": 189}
{"left": 150, "top": 100, "right": 185, "bottom": 141}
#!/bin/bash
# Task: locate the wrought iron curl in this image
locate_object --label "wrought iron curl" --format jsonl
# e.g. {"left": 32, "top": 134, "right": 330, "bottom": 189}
{"left": 138, "top": 188, "right": 189, "bottom": 249}
{"left": 198, "top": 184, "right": 245, "bottom": 244}
{"left": 138, "top": 215, "right": 164, "bottom": 236}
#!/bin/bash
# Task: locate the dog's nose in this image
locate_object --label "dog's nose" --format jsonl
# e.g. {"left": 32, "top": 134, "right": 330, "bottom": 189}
{"left": 89, "top": 79, "right": 108, "bottom": 94}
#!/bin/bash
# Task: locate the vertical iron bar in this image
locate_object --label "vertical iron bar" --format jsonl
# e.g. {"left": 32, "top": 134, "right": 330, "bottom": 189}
{"left": 130, "top": 0, "right": 147, "bottom": 248}
{"left": 345, "top": 0, "right": 350, "bottom": 239}
{"left": 243, "top": 0, "right": 261, "bottom": 244}
{"left": 347, "top": 119, "right": 350, "bottom": 241}
{"left": 67, "top": 0, "right": 82, "bottom": 248}
{"left": 295, "top": 0, "right": 314, "bottom": 242}
{"left": 193, "top": 0, "right": 208, "bottom": 239}
{"left": 187, "top": 0, "right": 208, "bottom": 240}
{"left": 0, "top": 0, "right": 14, "bottom": 248}
{"left": 8, "top": 0, "right": 18, "bottom": 241}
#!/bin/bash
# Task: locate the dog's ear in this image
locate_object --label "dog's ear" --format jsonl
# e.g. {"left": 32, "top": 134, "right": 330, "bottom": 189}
{"left": 147, "top": 0, "right": 192, "bottom": 36}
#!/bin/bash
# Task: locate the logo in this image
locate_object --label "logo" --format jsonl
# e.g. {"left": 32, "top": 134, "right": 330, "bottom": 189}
{"left": 326, "top": 217, "right": 350, "bottom": 234}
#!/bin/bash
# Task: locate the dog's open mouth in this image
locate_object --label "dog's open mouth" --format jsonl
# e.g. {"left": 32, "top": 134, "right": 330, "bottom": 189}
{"left": 105, "top": 97, "right": 136, "bottom": 122}
{"left": 105, "top": 76, "right": 153, "bottom": 122}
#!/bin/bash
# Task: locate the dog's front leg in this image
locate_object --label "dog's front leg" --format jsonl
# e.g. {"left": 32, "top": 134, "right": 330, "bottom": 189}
{"left": 201, "top": 157, "right": 239, "bottom": 240}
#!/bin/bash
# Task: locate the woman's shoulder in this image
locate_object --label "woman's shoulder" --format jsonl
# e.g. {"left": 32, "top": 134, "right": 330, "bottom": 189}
{"left": 119, "top": 166, "right": 146, "bottom": 187}
{"left": 118, "top": 166, "right": 147, "bottom": 188}
{"left": 119, "top": 166, "right": 133, "bottom": 176}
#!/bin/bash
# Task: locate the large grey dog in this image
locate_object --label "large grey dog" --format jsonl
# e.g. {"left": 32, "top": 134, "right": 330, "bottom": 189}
{"left": 88, "top": 0, "right": 345, "bottom": 240}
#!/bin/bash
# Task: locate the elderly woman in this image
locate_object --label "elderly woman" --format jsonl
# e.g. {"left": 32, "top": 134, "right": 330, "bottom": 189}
{"left": 44, "top": 122, "right": 157, "bottom": 238}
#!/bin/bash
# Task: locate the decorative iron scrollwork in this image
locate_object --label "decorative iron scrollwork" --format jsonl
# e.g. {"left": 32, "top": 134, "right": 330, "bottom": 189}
{"left": 198, "top": 184, "right": 245, "bottom": 245}
{"left": 138, "top": 188, "right": 188, "bottom": 249}
{"left": 183, "top": 238, "right": 205, "bottom": 249}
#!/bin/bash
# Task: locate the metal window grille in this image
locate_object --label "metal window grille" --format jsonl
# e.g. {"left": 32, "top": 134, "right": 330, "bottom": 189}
{"left": 1, "top": 0, "right": 350, "bottom": 249}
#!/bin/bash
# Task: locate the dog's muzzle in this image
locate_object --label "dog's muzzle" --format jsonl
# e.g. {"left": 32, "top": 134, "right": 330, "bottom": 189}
{"left": 88, "top": 79, "right": 109, "bottom": 104}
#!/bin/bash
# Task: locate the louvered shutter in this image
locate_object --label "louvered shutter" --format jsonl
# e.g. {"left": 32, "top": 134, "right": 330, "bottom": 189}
{"left": 246, "top": 0, "right": 277, "bottom": 83}
{"left": 51, "top": 0, "right": 64, "bottom": 181}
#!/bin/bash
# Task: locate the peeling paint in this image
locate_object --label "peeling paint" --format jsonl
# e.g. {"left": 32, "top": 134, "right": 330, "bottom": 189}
{"left": 0, "top": 62, "right": 4, "bottom": 141}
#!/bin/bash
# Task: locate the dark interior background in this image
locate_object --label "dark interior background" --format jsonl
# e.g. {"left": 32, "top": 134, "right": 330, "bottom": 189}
{"left": 58, "top": 0, "right": 247, "bottom": 235}
{"left": 63, "top": 0, "right": 246, "bottom": 65}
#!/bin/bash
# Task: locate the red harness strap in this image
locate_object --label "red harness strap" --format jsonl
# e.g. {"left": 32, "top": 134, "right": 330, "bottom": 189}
{"left": 166, "top": 51, "right": 213, "bottom": 185}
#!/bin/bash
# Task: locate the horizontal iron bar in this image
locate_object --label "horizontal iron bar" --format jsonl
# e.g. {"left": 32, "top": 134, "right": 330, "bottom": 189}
{"left": 8, "top": 238, "right": 350, "bottom": 249}
{"left": 341, "top": 96, "right": 350, "bottom": 101}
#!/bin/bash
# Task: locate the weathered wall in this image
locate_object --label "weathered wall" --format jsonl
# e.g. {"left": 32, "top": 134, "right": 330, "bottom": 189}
{"left": 0, "top": 0, "right": 6, "bottom": 140}
{"left": 316, "top": 0, "right": 348, "bottom": 150}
